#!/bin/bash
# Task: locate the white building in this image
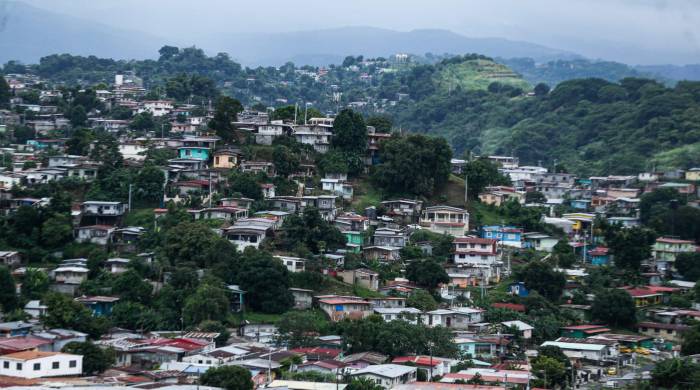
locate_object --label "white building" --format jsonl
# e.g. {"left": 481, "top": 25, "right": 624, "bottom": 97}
{"left": 420, "top": 206, "right": 469, "bottom": 236}
{"left": 0, "top": 351, "right": 82, "bottom": 378}
{"left": 138, "top": 100, "right": 174, "bottom": 117}
{"left": 349, "top": 364, "right": 417, "bottom": 389}
{"left": 275, "top": 256, "right": 306, "bottom": 273}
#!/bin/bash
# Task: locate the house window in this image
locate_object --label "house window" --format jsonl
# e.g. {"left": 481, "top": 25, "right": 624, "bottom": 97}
{"left": 16, "top": 363, "right": 22, "bottom": 370}
{"left": 33, "top": 363, "right": 40, "bottom": 370}
{"left": 69, "top": 360, "right": 77, "bottom": 368}
{"left": 2, "top": 361, "right": 8, "bottom": 369}
{"left": 52, "top": 361, "right": 59, "bottom": 369}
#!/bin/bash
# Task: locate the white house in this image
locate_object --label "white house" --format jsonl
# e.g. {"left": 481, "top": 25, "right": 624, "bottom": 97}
{"left": 501, "top": 320, "right": 534, "bottom": 339}
{"left": 138, "top": 100, "right": 174, "bottom": 117}
{"left": 425, "top": 308, "right": 484, "bottom": 329}
{"left": 420, "top": 206, "right": 469, "bottom": 236}
{"left": 275, "top": 256, "right": 306, "bottom": 273}
{"left": 0, "top": 351, "right": 82, "bottom": 378}
{"left": 81, "top": 201, "right": 127, "bottom": 217}
{"left": 373, "top": 308, "right": 422, "bottom": 324}
{"left": 349, "top": 364, "right": 417, "bottom": 389}
{"left": 541, "top": 338, "right": 618, "bottom": 364}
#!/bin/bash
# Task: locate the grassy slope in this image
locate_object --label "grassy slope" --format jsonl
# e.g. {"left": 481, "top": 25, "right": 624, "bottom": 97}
{"left": 650, "top": 142, "right": 700, "bottom": 171}
{"left": 434, "top": 59, "right": 532, "bottom": 92}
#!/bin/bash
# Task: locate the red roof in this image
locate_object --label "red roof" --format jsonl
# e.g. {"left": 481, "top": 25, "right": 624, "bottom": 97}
{"left": 0, "top": 336, "right": 52, "bottom": 353}
{"left": 619, "top": 287, "right": 663, "bottom": 297}
{"left": 393, "top": 356, "right": 442, "bottom": 367}
{"left": 443, "top": 373, "right": 528, "bottom": 385}
{"left": 176, "top": 180, "right": 210, "bottom": 187}
{"left": 657, "top": 237, "right": 694, "bottom": 245}
{"left": 290, "top": 347, "right": 341, "bottom": 358}
{"left": 638, "top": 322, "right": 691, "bottom": 331}
{"left": 491, "top": 303, "right": 526, "bottom": 312}
{"left": 454, "top": 237, "right": 497, "bottom": 244}
{"left": 561, "top": 324, "right": 608, "bottom": 331}
{"left": 319, "top": 298, "right": 371, "bottom": 306}
{"left": 588, "top": 247, "right": 609, "bottom": 256}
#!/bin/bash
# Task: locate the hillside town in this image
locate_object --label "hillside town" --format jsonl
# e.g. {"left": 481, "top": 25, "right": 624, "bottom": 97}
{"left": 1, "top": 50, "right": 700, "bottom": 390}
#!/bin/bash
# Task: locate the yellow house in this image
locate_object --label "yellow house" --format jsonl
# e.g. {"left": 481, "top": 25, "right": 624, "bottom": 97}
{"left": 686, "top": 168, "right": 700, "bottom": 181}
{"left": 213, "top": 149, "right": 241, "bottom": 169}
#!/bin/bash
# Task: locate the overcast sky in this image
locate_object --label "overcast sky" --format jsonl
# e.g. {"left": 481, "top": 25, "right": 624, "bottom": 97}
{"left": 21, "top": 0, "right": 700, "bottom": 64}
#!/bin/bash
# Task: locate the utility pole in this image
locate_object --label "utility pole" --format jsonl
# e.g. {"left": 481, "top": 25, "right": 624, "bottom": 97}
{"left": 304, "top": 102, "right": 309, "bottom": 125}
{"left": 208, "top": 171, "right": 212, "bottom": 208}
{"left": 161, "top": 123, "right": 164, "bottom": 139}
{"left": 128, "top": 184, "right": 133, "bottom": 212}
{"left": 464, "top": 174, "right": 469, "bottom": 205}
{"left": 294, "top": 102, "right": 298, "bottom": 124}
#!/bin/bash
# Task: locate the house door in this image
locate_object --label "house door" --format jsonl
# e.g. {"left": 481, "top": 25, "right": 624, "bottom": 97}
{"left": 446, "top": 316, "right": 451, "bottom": 328}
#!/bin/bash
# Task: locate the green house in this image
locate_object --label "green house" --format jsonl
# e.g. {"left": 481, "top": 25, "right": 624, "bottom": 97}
{"left": 560, "top": 324, "right": 610, "bottom": 339}
{"left": 344, "top": 231, "right": 363, "bottom": 253}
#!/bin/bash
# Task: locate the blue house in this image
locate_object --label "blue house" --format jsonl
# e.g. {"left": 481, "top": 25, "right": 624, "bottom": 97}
{"left": 0, "top": 321, "right": 34, "bottom": 337}
{"left": 508, "top": 282, "right": 529, "bottom": 297}
{"left": 178, "top": 147, "right": 211, "bottom": 161}
{"left": 480, "top": 225, "right": 523, "bottom": 248}
{"left": 570, "top": 199, "right": 591, "bottom": 211}
{"left": 75, "top": 296, "right": 120, "bottom": 316}
{"left": 588, "top": 247, "right": 610, "bottom": 266}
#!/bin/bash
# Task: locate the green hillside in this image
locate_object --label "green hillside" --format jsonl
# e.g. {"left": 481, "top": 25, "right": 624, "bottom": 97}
{"left": 434, "top": 58, "right": 531, "bottom": 92}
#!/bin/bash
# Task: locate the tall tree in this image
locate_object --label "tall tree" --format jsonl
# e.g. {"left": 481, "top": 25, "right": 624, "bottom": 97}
{"left": 237, "top": 250, "right": 294, "bottom": 314}
{"left": 372, "top": 134, "right": 452, "bottom": 197}
{"left": 208, "top": 96, "right": 243, "bottom": 143}
{"left": 591, "top": 289, "right": 637, "bottom": 328}
{"left": 0, "top": 75, "right": 10, "bottom": 106}
{"left": 62, "top": 342, "right": 115, "bottom": 375}
{"left": 515, "top": 261, "right": 566, "bottom": 302}
{"left": 464, "top": 158, "right": 511, "bottom": 200}
{"left": 607, "top": 226, "right": 656, "bottom": 271}
{"left": 332, "top": 109, "right": 367, "bottom": 154}
{"left": 405, "top": 259, "right": 449, "bottom": 292}
{"left": 200, "top": 365, "right": 253, "bottom": 390}
{"left": 0, "top": 266, "right": 18, "bottom": 312}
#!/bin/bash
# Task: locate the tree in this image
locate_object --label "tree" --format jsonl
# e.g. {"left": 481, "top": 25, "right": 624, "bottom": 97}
{"left": 111, "top": 302, "right": 160, "bottom": 331}
{"left": 405, "top": 259, "right": 449, "bottom": 292}
{"left": 130, "top": 112, "right": 155, "bottom": 131}
{"left": 0, "top": 75, "right": 10, "bottom": 106}
{"left": 552, "top": 240, "right": 576, "bottom": 268}
{"left": 69, "top": 105, "right": 87, "bottom": 127}
{"left": 514, "top": 261, "right": 566, "bottom": 302}
{"left": 276, "top": 311, "right": 328, "bottom": 348}
{"left": 198, "top": 320, "right": 231, "bottom": 347}
{"left": 158, "top": 45, "right": 180, "bottom": 60}
{"left": 591, "top": 289, "right": 636, "bottom": 328}
{"left": 651, "top": 358, "right": 700, "bottom": 390}
{"left": 676, "top": 253, "right": 700, "bottom": 281}
{"left": 464, "top": 158, "right": 511, "bottom": 200}
{"left": 525, "top": 191, "right": 547, "bottom": 204}
{"left": 372, "top": 134, "right": 452, "bottom": 197}
{"left": 0, "top": 266, "right": 18, "bottom": 312}
{"left": 43, "top": 293, "right": 109, "bottom": 338}
{"left": 237, "top": 250, "right": 294, "bottom": 314}
{"left": 90, "top": 133, "right": 124, "bottom": 175}
{"left": 273, "top": 145, "right": 301, "bottom": 177}
{"left": 111, "top": 270, "right": 153, "bottom": 304}
{"left": 200, "top": 365, "right": 253, "bottom": 390}
{"left": 406, "top": 289, "right": 438, "bottom": 311}
{"left": 532, "top": 356, "right": 567, "bottom": 389}
{"left": 607, "top": 226, "right": 656, "bottom": 271}
{"left": 208, "top": 96, "right": 243, "bottom": 143}
{"left": 346, "top": 377, "right": 383, "bottom": 390}
{"left": 183, "top": 282, "right": 230, "bottom": 326}
{"left": 62, "top": 341, "right": 115, "bottom": 374}
{"left": 134, "top": 164, "right": 165, "bottom": 204}
{"left": 534, "top": 82, "right": 551, "bottom": 96}
{"left": 66, "top": 127, "right": 94, "bottom": 155}
{"left": 163, "top": 222, "right": 220, "bottom": 267}
{"left": 277, "top": 208, "right": 346, "bottom": 254}
{"left": 227, "top": 171, "right": 263, "bottom": 200}
{"left": 332, "top": 109, "right": 367, "bottom": 154}
{"left": 366, "top": 115, "right": 392, "bottom": 133}
{"left": 41, "top": 213, "right": 73, "bottom": 248}
{"left": 681, "top": 324, "right": 700, "bottom": 356}
{"left": 20, "top": 268, "right": 49, "bottom": 301}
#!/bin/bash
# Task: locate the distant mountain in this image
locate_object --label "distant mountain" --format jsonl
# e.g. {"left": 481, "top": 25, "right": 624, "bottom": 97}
{"left": 202, "top": 26, "right": 582, "bottom": 67}
{"left": 0, "top": 1, "right": 167, "bottom": 64}
{"left": 634, "top": 64, "right": 700, "bottom": 83}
